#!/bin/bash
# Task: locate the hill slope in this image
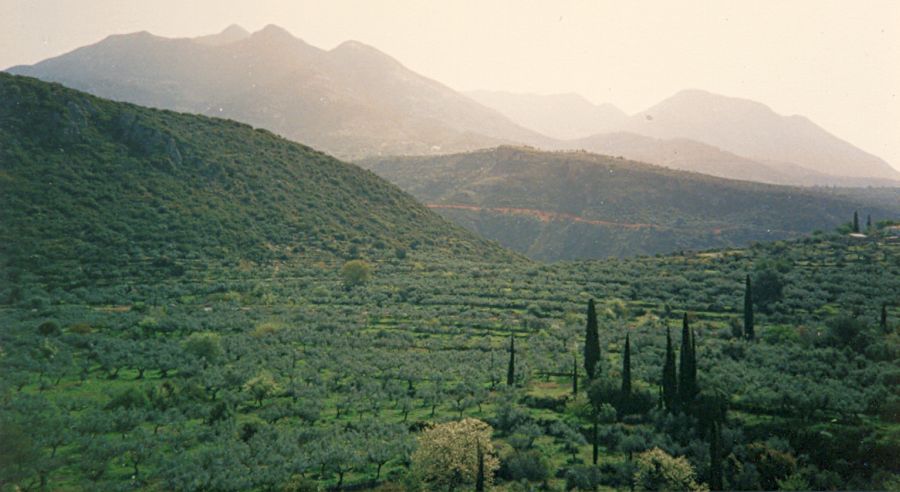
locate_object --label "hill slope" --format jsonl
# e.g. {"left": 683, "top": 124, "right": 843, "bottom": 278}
{"left": 360, "top": 147, "right": 900, "bottom": 260}
{"left": 7, "top": 25, "right": 548, "bottom": 160}
{"left": 0, "top": 74, "right": 516, "bottom": 288}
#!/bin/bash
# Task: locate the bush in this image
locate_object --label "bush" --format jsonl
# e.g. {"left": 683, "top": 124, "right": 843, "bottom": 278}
{"left": 340, "top": 260, "right": 372, "bottom": 289}
{"left": 412, "top": 418, "right": 499, "bottom": 490}
{"left": 183, "top": 331, "right": 223, "bottom": 365}
{"left": 500, "top": 450, "right": 550, "bottom": 482}
{"left": 564, "top": 465, "right": 602, "bottom": 491}
{"left": 633, "top": 447, "right": 707, "bottom": 491}
{"left": 37, "top": 320, "right": 61, "bottom": 336}
{"left": 68, "top": 322, "right": 94, "bottom": 335}
{"left": 105, "top": 387, "right": 149, "bottom": 410}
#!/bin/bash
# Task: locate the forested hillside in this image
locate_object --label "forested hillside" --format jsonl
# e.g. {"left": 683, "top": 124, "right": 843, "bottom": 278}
{"left": 0, "top": 73, "right": 516, "bottom": 293}
{"left": 361, "top": 147, "right": 900, "bottom": 260}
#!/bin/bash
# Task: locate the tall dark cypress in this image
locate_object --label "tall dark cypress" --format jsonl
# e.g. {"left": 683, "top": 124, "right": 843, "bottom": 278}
{"left": 506, "top": 335, "right": 515, "bottom": 386}
{"left": 475, "top": 443, "right": 485, "bottom": 492}
{"left": 882, "top": 303, "right": 889, "bottom": 333}
{"left": 743, "top": 274, "right": 754, "bottom": 340}
{"left": 678, "top": 313, "right": 696, "bottom": 407}
{"left": 584, "top": 299, "right": 600, "bottom": 380}
{"left": 662, "top": 327, "right": 677, "bottom": 412}
{"left": 621, "top": 333, "right": 632, "bottom": 398}
{"left": 690, "top": 327, "right": 698, "bottom": 393}
{"left": 572, "top": 350, "right": 578, "bottom": 396}
{"left": 709, "top": 421, "right": 723, "bottom": 491}
{"left": 853, "top": 210, "right": 860, "bottom": 233}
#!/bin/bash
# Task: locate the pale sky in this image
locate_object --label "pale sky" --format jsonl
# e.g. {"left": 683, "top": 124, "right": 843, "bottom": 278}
{"left": 3, "top": 0, "right": 899, "bottom": 169}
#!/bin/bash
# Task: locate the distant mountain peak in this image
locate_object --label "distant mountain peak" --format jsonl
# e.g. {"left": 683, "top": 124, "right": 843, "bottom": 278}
{"left": 332, "top": 40, "right": 373, "bottom": 51}
{"left": 253, "top": 24, "right": 296, "bottom": 41}
{"left": 331, "top": 39, "right": 392, "bottom": 57}
{"left": 193, "top": 24, "right": 250, "bottom": 46}
{"left": 103, "top": 30, "right": 158, "bottom": 42}
{"left": 630, "top": 89, "right": 900, "bottom": 180}
{"left": 466, "top": 90, "right": 628, "bottom": 140}
{"left": 653, "top": 89, "right": 775, "bottom": 114}
{"left": 222, "top": 24, "right": 249, "bottom": 35}
{"left": 328, "top": 39, "right": 405, "bottom": 71}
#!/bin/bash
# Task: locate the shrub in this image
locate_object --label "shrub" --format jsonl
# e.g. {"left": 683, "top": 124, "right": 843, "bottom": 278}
{"left": 340, "top": 260, "right": 372, "bottom": 289}
{"left": 633, "top": 447, "right": 707, "bottom": 491}
{"left": 564, "top": 465, "right": 602, "bottom": 491}
{"left": 68, "top": 323, "right": 94, "bottom": 335}
{"left": 500, "top": 449, "right": 550, "bottom": 482}
{"left": 37, "top": 320, "right": 61, "bottom": 336}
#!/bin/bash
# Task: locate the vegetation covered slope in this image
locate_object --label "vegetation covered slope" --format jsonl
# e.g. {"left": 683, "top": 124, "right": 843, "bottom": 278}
{"left": 0, "top": 73, "right": 516, "bottom": 292}
{"left": 7, "top": 25, "right": 547, "bottom": 160}
{"left": 360, "top": 147, "right": 900, "bottom": 260}
{"left": 2, "top": 229, "right": 898, "bottom": 490}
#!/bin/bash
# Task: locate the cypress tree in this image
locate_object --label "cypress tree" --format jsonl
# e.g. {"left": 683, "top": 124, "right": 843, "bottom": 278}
{"left": 678, "top": 313, "right": 696, "bottom": 408}
{"left": 744, "top": 274, "right": 754, "bottom": 340}
{"left": 853, "top": 210, "right": 860, "bottom": 233}
{"left": 709, "top": 421, "right": 723, "bottom": 491}
{"left": 662, "top": 327, "right": 677, "bottom": 412}
{"left": 572, "top": 350, "right": 578, "bottom": 396}
{"left": 506, "top": 335, "right": 515, "bottom": 386}
{"left": 690, "top": 328, "right": 698, "bottom": 393}
{"left": 867, "top": 214, "right": 872, "bottom": 230}
{"left": 621, "top": 333, "right": 632, "bottom": 398}
{"left": 584, "top": 299, "right": 600, "bottom": 380}
{"left": 882, "top": 303, "right": 889, "bottom": 333}
{"left": 475, "top": 443, "right": 485, "bottom": 492}
{"left": 592, "top": 414, "right": 599, "bottom": 465}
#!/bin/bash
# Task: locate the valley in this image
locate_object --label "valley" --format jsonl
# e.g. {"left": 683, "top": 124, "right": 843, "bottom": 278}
{"left": 2, "top": 11, "right": 900, "bottom": 492}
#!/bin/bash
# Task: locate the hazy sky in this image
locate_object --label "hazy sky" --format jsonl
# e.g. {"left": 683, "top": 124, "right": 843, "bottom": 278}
{"left": 4, "top": 0, "right": 899, "bottom": 168}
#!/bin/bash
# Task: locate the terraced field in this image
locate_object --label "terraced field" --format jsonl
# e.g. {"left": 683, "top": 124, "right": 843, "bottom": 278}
{"left": 3, "top": 233, "right": 898, "bottom": 490}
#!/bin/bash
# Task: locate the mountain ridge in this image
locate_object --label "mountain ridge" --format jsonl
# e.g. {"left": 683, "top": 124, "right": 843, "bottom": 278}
{"left": 360, "top": 146, "right": 900, "bottom": 261}
{"left": 8, "top": 25, "right": 547, "bottom": 160}
{"left": 9, "top": 25, "right": 896, "bottom": 185}
{"left": 471, "top": 89, "right": 900, "bottom": 183}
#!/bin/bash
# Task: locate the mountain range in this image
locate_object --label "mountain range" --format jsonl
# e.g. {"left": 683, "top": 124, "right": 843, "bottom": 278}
{"left": 0, "top": 73, "right": 516, "bottom": 287}
{"left": 471, "top": 90, "right": 900, "bottom": 185}
{"left": 360, "top": 147, "right": 900, "bottom": 261}
{"left": 8, "top": 24, "right": 900, "bottom": 186}
{"left": 8, "top": 25, "right": 547, "bottom": 161}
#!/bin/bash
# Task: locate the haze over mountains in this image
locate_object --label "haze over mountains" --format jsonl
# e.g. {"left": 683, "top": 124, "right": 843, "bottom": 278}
{"left": 470, "top": 90, "right": 900, "bottom": 185}
{"left": 8, "top": 25, "right": 546, "bottom": 160}
{"left": 466, "top": 91, "right": 630, "bottom": 140}
{"left": 8, "top": 24, "right": 899, "bottom": 187}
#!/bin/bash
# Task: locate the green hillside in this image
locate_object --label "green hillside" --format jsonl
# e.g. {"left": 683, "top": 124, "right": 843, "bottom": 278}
{"left": 0, "top": 74, "right": 516, "bottom": 292}
{"left": 360, "top": 147, "right": 900, "bottom": 260}
{"left": 2, "top": 228, "right": 898, "bottom": 490}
